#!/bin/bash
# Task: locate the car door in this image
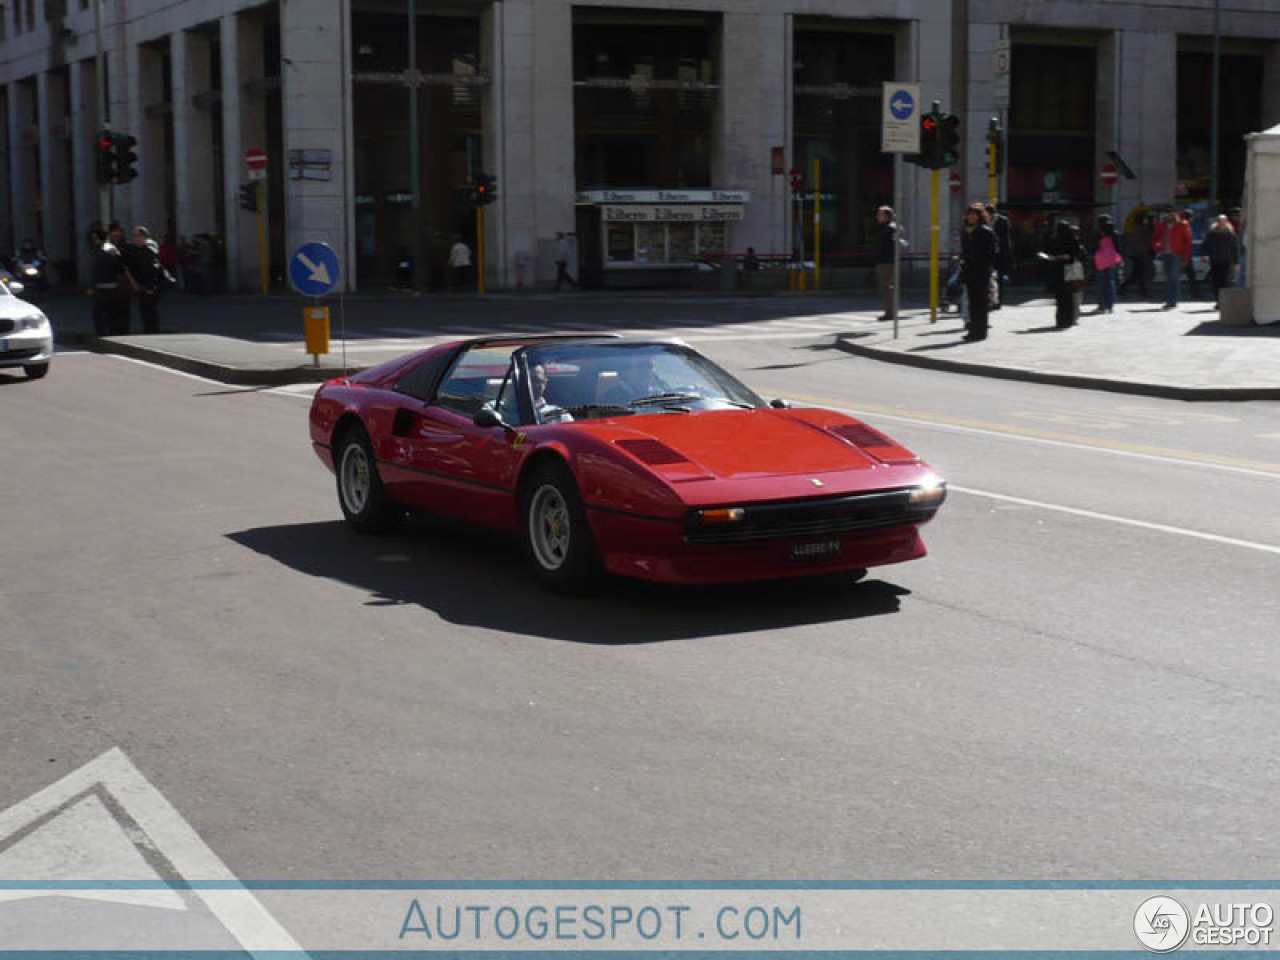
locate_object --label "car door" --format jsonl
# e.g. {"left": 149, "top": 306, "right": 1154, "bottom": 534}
{"left": 394, "top": 344, "right": 527, "bottom": 529}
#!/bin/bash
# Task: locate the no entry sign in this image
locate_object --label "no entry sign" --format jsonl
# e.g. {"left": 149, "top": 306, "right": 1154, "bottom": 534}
{"left": 1100, "top": 163, "right": 1118, "bottom": 186}
{"left": 949, "top": 170, "right": 962, "bottom": 193}
{"left": 245, "top": 148, "right": 267, "bottom": 172}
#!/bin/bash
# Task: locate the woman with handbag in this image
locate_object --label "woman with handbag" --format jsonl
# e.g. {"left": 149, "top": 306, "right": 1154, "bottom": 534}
{"left": 1042, "top": 219, "right": 1086, "bottom": 329}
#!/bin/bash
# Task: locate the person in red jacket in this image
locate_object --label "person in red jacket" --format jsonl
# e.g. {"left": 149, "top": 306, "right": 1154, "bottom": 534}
{"left": 1158, "top": 210, "right": 1193, "bottom": 309}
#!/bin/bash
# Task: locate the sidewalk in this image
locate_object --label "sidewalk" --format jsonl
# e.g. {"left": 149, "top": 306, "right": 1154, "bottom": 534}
{"left": 43, "top": 289, "right": 1280, "bottom": 399}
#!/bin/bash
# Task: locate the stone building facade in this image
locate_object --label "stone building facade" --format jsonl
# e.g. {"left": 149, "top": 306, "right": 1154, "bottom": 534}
{"left": 1, "top": 0, "right": 1277, "bottom": 292}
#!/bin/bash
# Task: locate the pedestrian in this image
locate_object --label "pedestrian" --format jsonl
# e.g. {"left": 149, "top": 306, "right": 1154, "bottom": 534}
{"left": 1181, "top": 209, "right": 1201, "bottom": 299}
{"left": 554, "top": 231, "right": 577, "bottom": 291}
{"left": 1090, "top": 214, "right": 1122, "bottom": 314}
{"left": 449, "top": 235, "right": 472, "bottom": 290}
{"left": 1041, "top": 219, "right": 1086, "bottom": 329}
{"left": 124, "top": 225, "right": 167, "bottom": 334}
{"left": 1118, "top": 213, "right": 1153, "bottom": 298}
{"left": 742, "top": 246, "right": 760, "bottom": 271}
{"left": 959, "top": 202, "right": 997, "bottom": 342}
{"left": 986, "top": 203, "right": 1014, "bottom": 308}
{"left": 1228, "top": 207, "right": 1246, "bottom": 286}
{"left": 1157, "top": 210, "right": 1192, "bottom": 309}
{"left": 872, "top": 206, "right": 900, "bottom": 321}
{"left": 85, "top": 228, "right": 130, "bottom": 336}
{"left": 158, "top": 233, "right": 180, "bottom": 281}
{"left": 1203, "top": 214, "right": 1240, "bottom": 308}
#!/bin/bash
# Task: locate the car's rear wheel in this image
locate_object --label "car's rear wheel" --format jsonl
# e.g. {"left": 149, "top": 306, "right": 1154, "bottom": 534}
{"left": 336, "top": 425, "right": 400, "bottom": 533}
{"left": 23, "top": 363, "right": 48, "bottom": 380}
{"left": 521, "top": 462, "right": 599, "bottom": 592}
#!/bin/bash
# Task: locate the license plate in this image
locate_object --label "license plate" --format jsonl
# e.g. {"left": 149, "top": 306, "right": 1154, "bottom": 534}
{"left": 0, "top": 339, "right": 8, "bottom": 352}
{"left": 789, "top": 539, "right": 842, "bottom": 560}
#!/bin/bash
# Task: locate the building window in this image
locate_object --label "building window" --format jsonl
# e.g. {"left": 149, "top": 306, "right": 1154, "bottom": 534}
{"left": 573, "top": 9, "right": 720, "bottom": 190}
{"left": 792, "top": 21, "right": 897, "bottom": 259}
{"left": 1177, "top": 48, "right": 1262, "bottom": 206}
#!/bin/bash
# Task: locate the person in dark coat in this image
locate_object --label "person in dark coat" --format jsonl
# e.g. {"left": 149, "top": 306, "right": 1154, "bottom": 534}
{"left": 1203, "top": 215, "right": 1240, "bottom": 307}
{"left": 123, "top": 225, "right": 166, "bottom": 334}
{"left": 872, "top": 205, "right": 900, "bottom": 321}
{"left": 986, "top": 204, "right": 1014, "bottom": 308}
{"left": 1042, "top": 219, "right": 1086, "bottom": 329}
{"left": 959, "top": 203, "right": 997, "bottom": 341}
{"left": 86, "top": 228, "right": 129, "bottom": 336}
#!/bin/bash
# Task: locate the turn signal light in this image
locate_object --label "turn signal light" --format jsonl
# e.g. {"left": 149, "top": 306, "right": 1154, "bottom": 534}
{"left": 697, "top": 508, "right": 745, "bottom": 525}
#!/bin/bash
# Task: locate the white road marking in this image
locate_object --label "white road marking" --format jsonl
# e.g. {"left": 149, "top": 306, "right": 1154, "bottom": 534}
{"left": 0, "top": 747, "right": 304, "bottom": 955}
{"left": 836, "top": 405, "right": 1280, "bottom": 481}
{"left": 953, "top": 485, "right": 1280, "bottom": 556}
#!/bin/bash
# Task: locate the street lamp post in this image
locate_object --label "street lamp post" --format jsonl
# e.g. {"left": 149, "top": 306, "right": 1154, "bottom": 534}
{"left": 1210, "top": 0, "right": 1221, "bottom": 212}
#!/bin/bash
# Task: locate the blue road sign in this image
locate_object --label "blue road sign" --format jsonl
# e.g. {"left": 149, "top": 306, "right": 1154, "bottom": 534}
{"left": 890, "top": 89, "right": 916, "bottom": 121}
{"left": 289, "top": 242, "right": 340, "bottom": 297}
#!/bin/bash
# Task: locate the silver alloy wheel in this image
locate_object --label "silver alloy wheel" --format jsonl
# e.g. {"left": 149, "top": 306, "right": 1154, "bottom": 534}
{"left": 339, "top": 441, "right": 371, "bottom": 516}
{"left": 528, "top": 483, "right": 571, "bottom": 571}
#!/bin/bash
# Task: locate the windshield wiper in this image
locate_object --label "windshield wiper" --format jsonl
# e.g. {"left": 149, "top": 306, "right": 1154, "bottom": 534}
{"left": 564, "top": 403, "right": 636, "bottom": 417}
{"left": 628, "top": 392, "right": 703, "bottom": 408}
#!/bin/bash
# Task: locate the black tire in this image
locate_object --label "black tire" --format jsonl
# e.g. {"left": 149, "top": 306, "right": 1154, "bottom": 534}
{"left": 520, "top": 461, "right": 600, "bottom": 592}
{"left": 335, "top": 425, "right": 400, "bottom": 534}
{"left": 23, "top": 363, "right": 49, "bottom": 380}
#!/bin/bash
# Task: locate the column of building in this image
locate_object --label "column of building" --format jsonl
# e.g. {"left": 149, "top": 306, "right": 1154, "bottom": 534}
{"left": 279, "top": 0, "right": 350, "bottom": 290}
{"left": 7, "top": 79, "right": 38, "bottom": 250}
{"left": 35, "top": 70, "right": 69, "bottom": 268}
{"left": 69, "top": 60, "right": 99, "bottom": 278}
{"left": 716, "top": 10, "right": 788, "bottom": 259}
{"left": 0, "top": 89, "right": 11, "bottom": 248}
{"left": 1118, "top": 30, "right": 1177, "bottom": 210}
{"left": 170, "top": 28, "right": 218, "bottom": 256}
{"left": 527, "top": 0, "right": 574, "bottom": 286}
{"left": 127, "top": 41, "right": 167, "bottom": 238}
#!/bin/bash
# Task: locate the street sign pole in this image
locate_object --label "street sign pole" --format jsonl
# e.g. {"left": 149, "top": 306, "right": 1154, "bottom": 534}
{"left": 930, "top": 169, "right": 940, "bottom": 325}
{"left": 882, "top": 81, "right": 921, "bottom": 339}
{"left": 892, "top": 152, "right": 902, "bottom": 340}
{"left": 476, "top": 204, "right": 486, "bottom": 295}
{"left": 812, "top": 157, "right": 821, "bottom": 290}
{"left": 988, "top": 141, "right": 998, "bottom": 208}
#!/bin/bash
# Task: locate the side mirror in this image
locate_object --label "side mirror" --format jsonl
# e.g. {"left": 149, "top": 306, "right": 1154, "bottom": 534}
{"left": 770, "top": 398, "right": 792, "bottom": 409}
{"left": 473, "top": 405, "right": 507, "bottom": 429}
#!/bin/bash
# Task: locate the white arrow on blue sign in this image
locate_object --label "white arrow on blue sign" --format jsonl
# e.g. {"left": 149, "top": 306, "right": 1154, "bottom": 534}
{"left": 881, "top": 82, "right": 922, "bottom": 154}
{"left": 289, "top": 242, "right": 340, "bottom": 297}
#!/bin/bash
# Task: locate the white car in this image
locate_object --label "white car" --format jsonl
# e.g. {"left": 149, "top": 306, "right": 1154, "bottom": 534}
{"left": 0, "top": 275, "right": 52, "bottom": 379}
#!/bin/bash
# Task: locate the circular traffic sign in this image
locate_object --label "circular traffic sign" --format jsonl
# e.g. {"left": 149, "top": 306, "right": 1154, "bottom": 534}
{"left": 949, "top": 170, "right": 962, "bottom": 193}
{"left": 1100, "top": 163, "right": 1118, "bottom": 186}
{"left": 245, "top": 148, "right": 267, "bottom": 172}
{"left": 889, "top": 89, "right": 915, "bottom": 121}
{"left": 289, "top": 242, "right": 340, "bottom": 297}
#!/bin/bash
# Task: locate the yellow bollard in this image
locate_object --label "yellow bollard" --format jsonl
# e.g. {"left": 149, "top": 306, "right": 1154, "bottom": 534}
{"left": 304, "top": 305, "right": 330, "bottom": 364}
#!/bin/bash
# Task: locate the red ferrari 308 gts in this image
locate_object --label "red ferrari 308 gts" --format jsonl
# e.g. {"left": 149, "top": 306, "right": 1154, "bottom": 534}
{"left": 309, "top": 335, "right": 945, "bottom": 591}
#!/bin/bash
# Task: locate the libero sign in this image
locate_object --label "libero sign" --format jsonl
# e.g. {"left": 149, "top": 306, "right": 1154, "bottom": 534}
{"left": 602, "top": 205, "right": 745, "bottom": 222}
{"left": 580, "top": 190, "right": 750, "bottom": 204}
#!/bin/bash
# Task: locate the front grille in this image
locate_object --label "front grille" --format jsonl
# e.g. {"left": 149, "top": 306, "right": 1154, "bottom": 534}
{"left": 685, "top": 489, "right": 936, "bottom": 544}
{"left": 0, "top": 347, "right": 43, "bottom": 361}
{"left": 0, "top": 319, "right": 14, "bottom": 334}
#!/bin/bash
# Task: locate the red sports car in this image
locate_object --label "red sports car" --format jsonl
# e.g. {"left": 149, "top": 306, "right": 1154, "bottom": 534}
{"left": 309, "top": 335, "right": 945, "bottom": 590}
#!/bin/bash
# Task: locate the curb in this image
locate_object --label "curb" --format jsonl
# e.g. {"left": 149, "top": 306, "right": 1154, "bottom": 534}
{"left": 80, "top": 335, "right": 363, "bottom": 386}
{"left": 834, "top": 335, "right": 1280, "bottom": 403}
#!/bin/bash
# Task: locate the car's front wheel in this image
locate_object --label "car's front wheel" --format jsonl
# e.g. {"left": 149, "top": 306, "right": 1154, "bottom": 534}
{"left": 23, "top": 363, "right": 48, "bottom": 380}
{"left": 335, "top": 425, "right": 400, "bottom": 533}
{"left": 521, "top": 462, "right": 600, "bottom": 592}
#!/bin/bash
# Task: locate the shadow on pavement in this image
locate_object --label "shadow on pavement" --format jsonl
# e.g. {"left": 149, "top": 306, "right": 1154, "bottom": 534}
{"left": 1186, "top": 321, "right": 1280, "bottom": 338}
{"left": 227, "top": 518, "right": 908, "bottom": 643}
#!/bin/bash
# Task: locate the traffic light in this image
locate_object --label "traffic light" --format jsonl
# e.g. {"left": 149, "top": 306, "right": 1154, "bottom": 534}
{"left": 472, "top": 172, "right": 497, "bottom": 206}
{"left": 95, "top": 130, "right": 116, "bottom": 185}
{"left": 238, "top": 181, "right": 259, "bottom": 212}
{"left": 907, "top": 112, "right": 942, "bottom": 169}
{"left": 114, "top": 133, "right": 138, "bottom": 183}
{"left": 788, "top": 167, "right": 803, "bottom": 192}
{"left": 940, "top": 114, "right": 961, "bottom": 168}
{"left": 986, "top": 117, "right": 1005, "bottom": 173}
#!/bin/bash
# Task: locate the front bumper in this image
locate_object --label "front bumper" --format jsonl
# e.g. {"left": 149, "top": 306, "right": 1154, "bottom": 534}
{"left": 589, "top": 508, "right": 931, "bottom": 585}
{"left": 0, "top": 329, "right": 52, "bottom": 368}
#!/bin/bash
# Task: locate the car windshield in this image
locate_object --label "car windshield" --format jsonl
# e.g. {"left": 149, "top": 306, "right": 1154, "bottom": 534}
{"left": 518, "top": 341, "right": 763, "bottom": 423}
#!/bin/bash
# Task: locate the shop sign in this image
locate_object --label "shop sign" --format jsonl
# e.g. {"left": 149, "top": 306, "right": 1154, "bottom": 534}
{"left": 602, "top": 205, "right": 744, "bottom": 222}
{"left": 580, "top": 190, "right": 749, "bottom": 204}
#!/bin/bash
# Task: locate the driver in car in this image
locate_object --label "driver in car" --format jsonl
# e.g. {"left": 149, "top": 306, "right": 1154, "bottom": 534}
{"left": 530, "top": 363, "right": 574, "bottom": 423}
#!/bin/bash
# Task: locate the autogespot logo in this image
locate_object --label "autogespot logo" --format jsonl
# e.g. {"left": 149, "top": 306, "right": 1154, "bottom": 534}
{"left": 1135, "top": 896, "right": 1191, "bottom": 952}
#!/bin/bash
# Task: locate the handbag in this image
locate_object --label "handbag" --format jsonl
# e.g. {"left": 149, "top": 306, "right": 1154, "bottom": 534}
{"left": 987, "top": 271, "right": 1000, "bottom": 310}
{"left": 1064, "top": 260, "right": 1086, "bottom": 290}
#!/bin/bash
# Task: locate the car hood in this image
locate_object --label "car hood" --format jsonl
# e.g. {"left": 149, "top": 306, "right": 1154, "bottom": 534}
{"left": 584, "top": 408, "right": 915, "bottom": 481}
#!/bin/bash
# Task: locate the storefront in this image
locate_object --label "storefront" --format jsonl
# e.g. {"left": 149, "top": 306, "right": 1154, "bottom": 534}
{"left": 575, "top": 189, "right": 747, "bottom": 286}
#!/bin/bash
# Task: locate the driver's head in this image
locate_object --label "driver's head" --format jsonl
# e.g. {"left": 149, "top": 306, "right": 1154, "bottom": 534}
{"left": 530, "top": 363, "right": 548, "bottom": 399}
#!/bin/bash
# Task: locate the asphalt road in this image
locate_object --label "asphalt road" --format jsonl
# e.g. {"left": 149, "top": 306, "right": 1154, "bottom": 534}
{"left": 1, "top": 338, "right": 1278, "bottom": 887}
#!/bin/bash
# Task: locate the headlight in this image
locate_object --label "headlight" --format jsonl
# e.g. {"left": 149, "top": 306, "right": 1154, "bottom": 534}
{"left": 908, "top": 476, "right": 947, "bottom": 506}
{"left": 16, "top": 314, "right": 48, "bottom": 331}
{"left": 22, "top": 267, "right": 37, "bottom": 276}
